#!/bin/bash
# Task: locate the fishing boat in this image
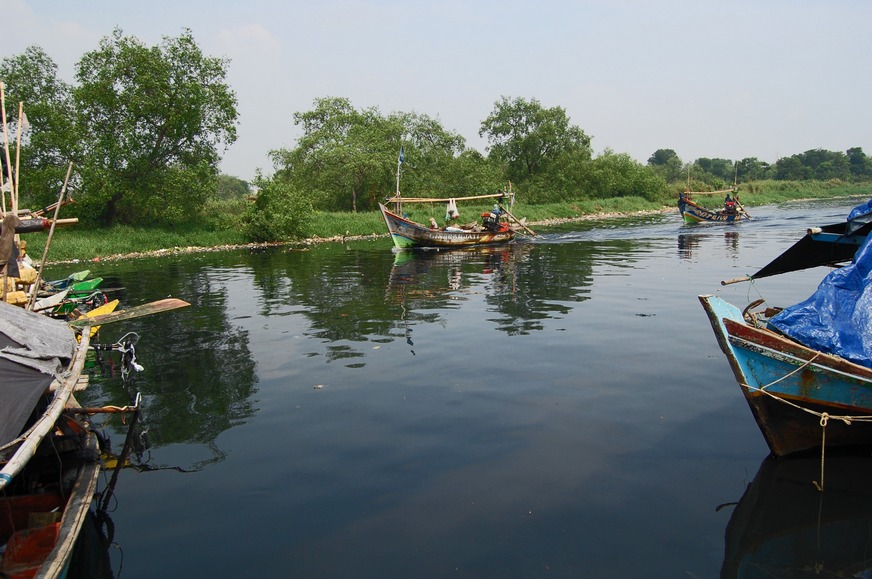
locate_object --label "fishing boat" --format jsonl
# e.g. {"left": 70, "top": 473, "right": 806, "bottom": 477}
{"left": 700, "top": 199, "right": 872, "bottom": 456}
{"left": 678, "top": 190, "right": 748, "bottom": 224}
{"left": 0, "top": 301, "right": 100, "bottom": 578}
{"left": 381, "top": 149, "right": 533, "bottom": 249}
{"left": 0, "top": 295, "right": 191, "bottom": 577}
{"left": 379, "top": 200, "right": 519, "bottom": 249}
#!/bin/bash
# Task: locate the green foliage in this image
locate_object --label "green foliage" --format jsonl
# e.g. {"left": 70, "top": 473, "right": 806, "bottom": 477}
{"left": 244, "top": 177, "right": 313, "bottom": 242}
{"left": 0, "top": 46, "right": 80, "bottom": 211}
{"left": 584, "top": 151, "right": 669, "bottom": 202}
{"left": 520, "top": 148, "right": 589, "bottom": 203}
{"left": 275, "top": 97, "right": 400, "bottom": 212}
{"left": 270, "top": 97, "right": 486, "bottom": 212}
{"left": 647, "top": 149, "right": 683, "bottom": 183}
{"left": 847, "top": 147, "right": 872, "bottom": 180}
{"left": 774, "top": 149, "right": 851, "bottom": 181}
{"left": 479, "top": 96, "right": 591, "bottom": 185}
{"left": 73, "top": 28, "right": 238, "bottom": 226}
{"left": 694, "top": 157, "right": 735, "bottom": 183}
{"left": 216, "top": 174, "right": 250, "bottom": 200}
{"left": 736, "top": 157, "right": 772, "bottom": 181}
{"left": 439, "top": 149, "right": 504, "bottom": 196}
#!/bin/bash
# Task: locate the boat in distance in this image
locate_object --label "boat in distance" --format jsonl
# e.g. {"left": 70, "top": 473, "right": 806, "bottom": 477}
{"left": 678, "top": 191, "right": 749, "bottom": 224}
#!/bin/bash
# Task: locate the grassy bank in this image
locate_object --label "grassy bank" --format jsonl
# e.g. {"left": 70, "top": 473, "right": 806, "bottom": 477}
{"left": 22, "top": 181, "right": 872, "bottom": 263}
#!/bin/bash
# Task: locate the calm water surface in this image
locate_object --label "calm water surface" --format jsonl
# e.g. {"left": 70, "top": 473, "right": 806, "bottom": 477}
{"left": 63, "top": 198, "right": 872, "bottom": 578}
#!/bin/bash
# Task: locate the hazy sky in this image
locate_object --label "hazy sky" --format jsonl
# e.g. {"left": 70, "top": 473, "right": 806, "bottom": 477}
{"left": 4, "top": 0, "right": 871, "bottom": 181}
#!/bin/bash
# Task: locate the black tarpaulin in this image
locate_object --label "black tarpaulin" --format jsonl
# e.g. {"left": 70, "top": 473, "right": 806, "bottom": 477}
{"left": 0, "top": 302, "right": 77, "bottom": 447}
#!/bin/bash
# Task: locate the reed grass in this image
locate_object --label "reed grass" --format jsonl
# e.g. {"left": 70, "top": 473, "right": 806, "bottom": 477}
{"left": 22, "top": 181, "right": 872, "bottom": 262}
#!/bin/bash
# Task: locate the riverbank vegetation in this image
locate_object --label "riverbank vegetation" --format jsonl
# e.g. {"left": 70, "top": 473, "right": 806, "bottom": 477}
{"left": 25, "top": 180, "right": 871, "bottom": 263}
{"left": 2, "top": 30, "right": 871, "bottom": 263}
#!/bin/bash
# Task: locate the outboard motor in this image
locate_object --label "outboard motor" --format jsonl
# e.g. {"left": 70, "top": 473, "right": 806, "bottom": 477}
{"left": 481, "top": 211, "right": 500, "bottom": 231}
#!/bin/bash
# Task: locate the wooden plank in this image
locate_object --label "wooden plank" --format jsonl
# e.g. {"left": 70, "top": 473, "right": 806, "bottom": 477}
{"left": 68, "top": 298, "right": 191, "bottom": 329}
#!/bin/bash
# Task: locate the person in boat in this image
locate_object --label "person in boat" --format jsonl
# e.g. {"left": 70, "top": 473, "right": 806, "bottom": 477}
{"left": 724, "top": 193, "right": 737, "bottom": 214}
{"left": 482, "top": 204, "right": 504, "bottom": 232}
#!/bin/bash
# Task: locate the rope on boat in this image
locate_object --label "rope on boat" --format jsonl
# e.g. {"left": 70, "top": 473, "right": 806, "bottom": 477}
{"left": 740, "top": 360, "right": 872, "bottom": 492}
{"left": 743, "top": 355, "right": 872, "bottom": 428}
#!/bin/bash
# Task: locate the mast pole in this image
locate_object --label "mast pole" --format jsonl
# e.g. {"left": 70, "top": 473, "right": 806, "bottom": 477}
{"left": 395, "top": 146, "right": 403, "bottom": 214}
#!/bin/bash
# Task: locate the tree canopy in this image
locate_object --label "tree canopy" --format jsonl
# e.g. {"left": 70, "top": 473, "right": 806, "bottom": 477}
{"left": 0, "top": 46, "right": 79, "bottom": 211}
{"left": 268, "top": 97, "right": 485, "bottom": 213}
{"left": 74, "top": 28, "right": 238, "bottom": 225}
{"left": 1, "top": 29, "right": 238, "bottom": 226}
{"left": 479, "top": 96, "right": 591, "bottom": 185}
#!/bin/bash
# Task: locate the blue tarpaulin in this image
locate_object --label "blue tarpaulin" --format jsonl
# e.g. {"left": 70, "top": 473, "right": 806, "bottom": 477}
{"left": 769, "top": 200, "right": 872, "bottom": 367}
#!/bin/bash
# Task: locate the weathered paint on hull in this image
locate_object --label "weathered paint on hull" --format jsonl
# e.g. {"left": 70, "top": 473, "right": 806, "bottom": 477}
{"left": 679, "top": 198, "right": 745, "bottom": 224}
{"left": 699, "top": 295, "right": 872, "bottom": 456}
{"left": 380, "top": 204, "right": 515, "bottom": 249}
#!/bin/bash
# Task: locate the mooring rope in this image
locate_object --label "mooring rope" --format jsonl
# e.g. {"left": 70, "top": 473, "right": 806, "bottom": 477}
{"left": 740, "top": 362, "right": 872, "bottom": 491}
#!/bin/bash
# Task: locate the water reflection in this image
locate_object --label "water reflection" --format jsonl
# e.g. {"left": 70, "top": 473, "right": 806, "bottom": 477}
{"left": 721, "top": 455, "right": 872, "bottom": 577}
{"left": 677, "top": 231, "right": 741, "bottom": 260}
{"left": 79, "top": 260, "right": 259, "bottom": 472}
{"left": 723, "top": 231, "right": 739, "bottom": 256}
{"left": 385, "top": 242, "right": 595, "bottom": 337}
{"left": 677, "top": 233, "right": 701, "bottom": 259}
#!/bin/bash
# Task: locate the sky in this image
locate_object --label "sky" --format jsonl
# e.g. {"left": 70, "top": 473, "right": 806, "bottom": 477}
{"left": 3, "top": 0, "right": 871, "bottom": 181}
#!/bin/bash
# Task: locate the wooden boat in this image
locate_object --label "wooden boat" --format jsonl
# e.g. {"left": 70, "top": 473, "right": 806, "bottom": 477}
{"left": 383, "top": 153, "right": 533, "bottom": 248}
{"left": 0, "top": 293, "right": 190, "bottom": 577}
{"left": 46, "top": 270, "right": 91, "bottom": 291}
{"left": 701, "top": 200, "right": 872, "bottom": 456}
{"left": 699, "top": 294, "right": 872, "bottom": 456}
{"left": 0, "top": 301, "right": 99, "bottom": 578}
{"left": 722, "top": 454, "right": 872, "bottom": 576}
{"left": 379, "top": 202, "right": 517, "bottom": 249}
{"left": 678, "top": 190, "right": 748, "bottom": 224}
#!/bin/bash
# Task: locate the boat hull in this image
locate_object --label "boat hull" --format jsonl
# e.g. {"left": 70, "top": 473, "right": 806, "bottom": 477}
{"left": 379, "top": 204, "right": 515, "bottom": 249}
{"left": 699, "top": 295, "right": 872, "bottom": 456}
{"left": 0, "top": 431, "right": 101, "bottom": 579}
{"left": 678, "top": 197, "right": 745, "bottom": 223}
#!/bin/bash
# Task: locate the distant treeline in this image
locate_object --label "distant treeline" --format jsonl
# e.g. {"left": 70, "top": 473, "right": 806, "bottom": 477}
{"left": 2, "top": 30, "right": 868, "bottom": 243}
{"left": 648, "top": 147, "right": 872, "bottom": 188}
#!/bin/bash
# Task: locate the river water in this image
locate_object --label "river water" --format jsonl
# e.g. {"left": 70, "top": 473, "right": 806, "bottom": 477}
{"left": 61, "top": 197, "right": 872, "bottom": 578}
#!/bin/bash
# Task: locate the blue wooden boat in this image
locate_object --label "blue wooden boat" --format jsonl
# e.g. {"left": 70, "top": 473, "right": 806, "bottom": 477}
{"left": 699, "top": 294, "right": 872, "bottom": 456}
{"left": 701, "top": 199, "right": 872, "bottom": 456}
{"left": 678, "top": 191, "right": 748, "bottom": 224}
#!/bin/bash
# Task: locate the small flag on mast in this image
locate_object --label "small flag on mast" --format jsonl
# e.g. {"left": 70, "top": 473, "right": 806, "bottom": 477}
{"left": 399, "top": 146, "right": 405, "bottom": 164}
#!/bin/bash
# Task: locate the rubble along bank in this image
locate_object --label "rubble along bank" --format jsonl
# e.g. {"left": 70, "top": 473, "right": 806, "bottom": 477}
{"left": 51, "top": 206, "right": 678, "bottom": 265}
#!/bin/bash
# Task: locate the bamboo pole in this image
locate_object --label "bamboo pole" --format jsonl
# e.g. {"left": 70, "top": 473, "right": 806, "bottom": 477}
{"left": 13, "top": 101, "right": 23, "bottom": 214}
{"left": 384, "top": 192, "right": 505, "bottom": 204}
{"left": 27, "top": 162, "right": 73, "bottom": 310}
{"left": 500, "top": 205, "right": 537, "bottom": 237}
{"left": 0, "top": 82, "right": 11, "bottom": 214}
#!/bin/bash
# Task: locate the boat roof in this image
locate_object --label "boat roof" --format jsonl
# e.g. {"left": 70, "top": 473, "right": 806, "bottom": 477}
{"left": 751, "top": 199, "right": 872, "bottom": 279}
